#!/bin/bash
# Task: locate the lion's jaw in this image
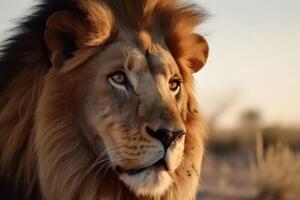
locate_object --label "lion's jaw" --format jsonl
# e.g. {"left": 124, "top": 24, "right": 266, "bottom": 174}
{"left": 120, "top": 166, "right": 172, "bottom": 197}
{"left": 118, "top": 134, "right": 185, "bottom": 197}
{"left": 93, "top": 124, "right": 186, "bottom": 197}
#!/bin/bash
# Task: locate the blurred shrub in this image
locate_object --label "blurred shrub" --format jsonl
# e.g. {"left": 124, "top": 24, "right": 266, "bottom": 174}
{"left": 251, "top": 133, "right": 300, "bottom": 200}
{"left": 207, "top": 125, "right": 300, "bottom": 153}
{"left": 262, "top": 126, "right": 300, "bottom": 151}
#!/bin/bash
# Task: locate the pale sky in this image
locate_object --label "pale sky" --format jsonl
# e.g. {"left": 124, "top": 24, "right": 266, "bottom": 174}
{"left": 196, "top": 0, "right": 300, "bottom": 127}
{"left": 0, "top": 0, "right": 299, "bottom": 128}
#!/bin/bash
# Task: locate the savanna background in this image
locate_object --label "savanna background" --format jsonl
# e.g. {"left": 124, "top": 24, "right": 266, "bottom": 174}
{"left": 1, "top": 0, "right": 299, "bottom": 199}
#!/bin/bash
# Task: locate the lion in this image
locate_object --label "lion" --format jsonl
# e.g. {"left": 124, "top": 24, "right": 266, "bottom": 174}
{"left": 0, "top": 0, "right": 209, "bottom": 199}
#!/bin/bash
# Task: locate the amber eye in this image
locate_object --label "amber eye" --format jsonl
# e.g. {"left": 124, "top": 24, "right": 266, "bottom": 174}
{"left": 109, "top": 71, "right": 127, "bottom": 85}
{"left": 169, "top": 79, "right": 181, "bottom": 93}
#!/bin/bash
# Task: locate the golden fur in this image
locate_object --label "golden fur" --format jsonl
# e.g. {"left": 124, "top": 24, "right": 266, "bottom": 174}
{"left": 0, "top": 0, "right": 208, "bottom": 199}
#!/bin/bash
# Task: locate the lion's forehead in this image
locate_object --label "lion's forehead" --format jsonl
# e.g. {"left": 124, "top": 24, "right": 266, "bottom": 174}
{"left": 121, "top": 42, "right": 180, "bottom": 94}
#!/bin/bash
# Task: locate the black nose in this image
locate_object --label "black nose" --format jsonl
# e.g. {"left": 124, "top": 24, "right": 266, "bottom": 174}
{"left": 146, "top": 127, "right": 185, "bottom": 148}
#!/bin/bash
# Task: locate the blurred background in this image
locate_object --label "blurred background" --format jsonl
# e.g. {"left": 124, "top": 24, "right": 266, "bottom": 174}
{"left": 196, "top": 1, "right": 300, "bottom": 199}
{"left": 1, "top": 0, "right": 299, "bottom": 199}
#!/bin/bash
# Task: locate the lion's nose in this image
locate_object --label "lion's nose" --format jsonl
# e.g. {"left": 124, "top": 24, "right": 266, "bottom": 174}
{"left": 146, "top": 127, "right": 185, "bottom": 148}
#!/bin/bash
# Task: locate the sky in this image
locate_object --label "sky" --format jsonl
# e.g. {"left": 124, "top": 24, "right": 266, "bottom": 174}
{"left": 0, "top": 0, "right": 299, "bottom": 128}
{"left": 195, "top": 0, "right": 300, "bottom": 127}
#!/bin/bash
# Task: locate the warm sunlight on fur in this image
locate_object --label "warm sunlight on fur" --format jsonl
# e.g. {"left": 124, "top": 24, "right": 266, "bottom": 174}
{"left": 0, "top": 0, "right": 208, "bottom": 199}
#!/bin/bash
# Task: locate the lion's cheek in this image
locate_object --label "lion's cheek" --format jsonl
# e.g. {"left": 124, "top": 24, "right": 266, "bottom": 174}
{"left": 165, "top": 136, "right": 185, "bottom": 172}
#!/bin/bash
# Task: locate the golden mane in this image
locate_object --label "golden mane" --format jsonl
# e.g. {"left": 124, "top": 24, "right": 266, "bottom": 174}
{"left": 0, "top": 0, "right": 208, "bottom": 199}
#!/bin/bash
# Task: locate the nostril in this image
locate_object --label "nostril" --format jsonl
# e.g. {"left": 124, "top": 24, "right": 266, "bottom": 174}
{"left": 146, "top": 126, "right": 156, "bottom": 139}
{"left": 146, "top": 126, "right": 186, "bottom": 148}
{"left": 171, "top": 131, "right": 185, "bottom": 142}
{"left": 162, "top": 130, "right": 185, "bottom": 147}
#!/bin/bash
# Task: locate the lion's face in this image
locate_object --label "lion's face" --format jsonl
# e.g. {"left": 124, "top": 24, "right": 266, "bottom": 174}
{"left": 79, "top": 36, "right": 188, "bottom": 196}
{"left": 39, "top": 2, "right": 208, "bottom": 199}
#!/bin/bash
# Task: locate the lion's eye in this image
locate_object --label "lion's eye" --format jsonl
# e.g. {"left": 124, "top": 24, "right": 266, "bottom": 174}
{"left": 108, "top": 71, "right": 130, "bottom": 91}
{"left": 109, "top": 71, "right": 127, "bottom": 85}
{"left": 169, "top": 79, "right": 181, "bottom": 93}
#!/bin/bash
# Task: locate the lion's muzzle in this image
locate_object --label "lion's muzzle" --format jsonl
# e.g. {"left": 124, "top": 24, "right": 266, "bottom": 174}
{"left": 115, "top": 126, "right": 186, "bottom": 176}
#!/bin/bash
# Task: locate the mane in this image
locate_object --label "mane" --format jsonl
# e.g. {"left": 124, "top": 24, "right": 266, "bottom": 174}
{"left": 0, "top": 0, "right": 207, "bottom": 199}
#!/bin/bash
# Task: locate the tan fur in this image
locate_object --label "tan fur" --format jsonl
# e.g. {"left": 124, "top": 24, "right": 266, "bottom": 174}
{"left": 0, "top": 0, "right": 208, "bottom": 199}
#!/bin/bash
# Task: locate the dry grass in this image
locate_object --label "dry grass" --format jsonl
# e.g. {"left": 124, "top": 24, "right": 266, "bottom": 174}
{"left": 251, "top": 133, "right": 300, "bottom": 200}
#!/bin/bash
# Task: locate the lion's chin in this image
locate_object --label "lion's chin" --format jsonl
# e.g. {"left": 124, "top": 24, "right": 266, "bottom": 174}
{"left": 119, "top": 166, "right": 173, "bottom": 197}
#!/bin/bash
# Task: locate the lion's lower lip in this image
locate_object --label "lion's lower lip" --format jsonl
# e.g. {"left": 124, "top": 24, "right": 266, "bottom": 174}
{"left": 124, "top": 168, "right": 146, "bottom": 176}
{"left": 116, "top": 159, "right": 166, "bottom": 176}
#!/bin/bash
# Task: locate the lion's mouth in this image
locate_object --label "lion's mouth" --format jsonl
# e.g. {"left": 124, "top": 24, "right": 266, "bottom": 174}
{"left": 115, "top": 159, "right": 166, "bottom": 176}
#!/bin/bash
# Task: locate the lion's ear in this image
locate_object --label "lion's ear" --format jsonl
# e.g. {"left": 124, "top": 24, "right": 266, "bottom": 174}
{"left": 45, "top": 5, "right": 116, "bottom": 71}
{"left": 45, "top": 10, "right": 89, "bottom": 68}
{"left": 167, "top": 33, "right": 209, "bottom": 73}
{"left": 186, "top": 33, "right": 209, "bottom": 73}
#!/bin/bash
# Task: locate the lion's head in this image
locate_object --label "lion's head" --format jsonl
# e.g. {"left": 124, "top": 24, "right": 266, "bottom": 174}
{"left": 0, "top": 0, "right": 208, "bottom": 199}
